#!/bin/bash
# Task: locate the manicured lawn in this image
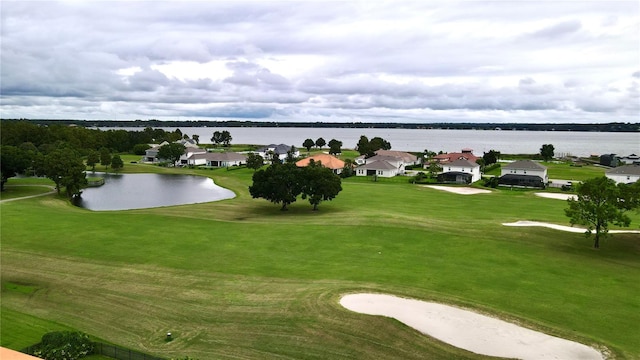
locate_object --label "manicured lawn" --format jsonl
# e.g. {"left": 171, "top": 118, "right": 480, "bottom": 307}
{"left": 1, "top": 167, "right": 639, "bottom": 359}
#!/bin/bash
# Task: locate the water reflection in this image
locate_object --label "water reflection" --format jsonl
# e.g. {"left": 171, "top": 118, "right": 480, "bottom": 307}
{"left": 74, "top": 173, "right": 235, "bottom": 211}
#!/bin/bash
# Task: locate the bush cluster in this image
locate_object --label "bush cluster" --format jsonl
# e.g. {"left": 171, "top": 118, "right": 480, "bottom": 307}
{"left": 32, "top": 331, "right": 94, "bottom": 360}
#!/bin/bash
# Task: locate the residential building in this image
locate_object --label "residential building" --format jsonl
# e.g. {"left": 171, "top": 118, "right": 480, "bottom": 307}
{"left": 606, "top": 165, "right": 640, "bottom": 184}
{"left": 437, "top": 159, "right": 481, "bottom": 184}
{"left": 498, "top": 160, "right": 548, "bottom": 188}
{"left": 255, "top": 144, "right": 299, "bottom": 162}
{"left": 296, "top": 154, "right": 345, "bottom": 174}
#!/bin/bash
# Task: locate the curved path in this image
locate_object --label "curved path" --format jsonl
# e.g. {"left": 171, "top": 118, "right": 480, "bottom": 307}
{"left": 341, "top": 293, "right": 604, "bottom": 360}
{"left": 0, "top": 185, "right": 56, "bottom": 203}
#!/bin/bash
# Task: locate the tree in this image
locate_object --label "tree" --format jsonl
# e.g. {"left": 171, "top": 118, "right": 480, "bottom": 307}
{"left": 315, "top": 137, "right": 326, "bottom": 149}
{"left": 370, "top": 136, "right": 391, "bottom": 151}
{"left": 157, "top": 143, "right": 186, "bottom": 166}
{"left": 1, "top": 145, "right": 30, "bottom": 191}
{"left": 192, "top": 134, "right": 200, "bottom": 145}
{"left": 86, "top": 150, "right": 100, "bottom": 172}
{"left": 356, "top": 135, "right": 372, "bottom": 157}
{"left": 427, "top": 162, "right": 442, "bottom": 179}
{"left": 300, "top": 160, "right": 343, "bottom": 210}
{"left": 328, "top": 139, "right": 342, "bottom": 155}
{"left": 211, "top": 131, "right": 223, "bottom": 147}
{"left": 303, "top": 138, "right": 315, "bottom": 152}
{"left": 285, "top": 145, "right": 298, "bottom": 163}
{"left": 565, "top": 177, "right": 639, "bottom": 248}
{"left": 249, "top": 163, "right": 302, "bottom": 210}
{"left": 132, "top": 144, "right": 151, "bottom": 156}
{"left": 111, "top": 154, "right": 124, "bottom": 172}
{"left": 221, "top": 130, "right": 232, "bottom": 147}
{"left": 246, "top": 153, "right": 264, "bottom": 171}
{"left": 44, "top": 148, "right": 87, "bottom": 198}
{"left": 540, "top": 144, "right": 555, "bottom": 161}
{"left": 483, "top": 150, "right": 500, "bottom": 166}
{"left": 99, "top": 147, "right": 111, "bottom": 170}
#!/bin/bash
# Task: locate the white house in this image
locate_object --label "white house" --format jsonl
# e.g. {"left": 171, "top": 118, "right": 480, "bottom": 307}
{"left": 499, "top": 160, "right": 548, "bottom": 188}
{"left": 179, "top": 147, "right": 207, "bottom": 166}
{"left": 606, "top": 165, "right": 640, "bottom": 184}
{"left": 255, "top": 144, "right": 299, "bottom": 162}
{"left": 205, "top": 152, "right": 247, "bottom": 167}
{"left": 375, "top": 150, "right": 419, "bottom": 167}
{"left": 356, "top": 160, "right": 399, "bottom": 178}
{"left": 439, "top": 159, "right": 481, "bottom": 183}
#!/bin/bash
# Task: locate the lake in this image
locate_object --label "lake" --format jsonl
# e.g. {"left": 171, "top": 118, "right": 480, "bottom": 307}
{"left": 74, "top": 173, "right": 235, "bottom": 211}
{"left": 104, "top": 126, "right": 639, "bottom": 157}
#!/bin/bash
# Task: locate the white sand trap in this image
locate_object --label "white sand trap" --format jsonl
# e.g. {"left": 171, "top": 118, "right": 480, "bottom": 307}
{"left": 535, "top": 192, "right": 577, "bottom": 201}
{"left": 503, "top": 220, "right": 640, "bottom": 234}
{"left": 340, "top": 293, "right": 604, "bottom": 360}
{"left": 425, "top": 185, "right": 491, "bottom": 195}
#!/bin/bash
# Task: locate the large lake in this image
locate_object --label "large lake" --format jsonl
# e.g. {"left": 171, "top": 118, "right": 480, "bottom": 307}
{"left": 105, "top": 127, "right": 639, "bottom": 157}
{"left": 74, "top": 173, "right": 235, "bottom": 211}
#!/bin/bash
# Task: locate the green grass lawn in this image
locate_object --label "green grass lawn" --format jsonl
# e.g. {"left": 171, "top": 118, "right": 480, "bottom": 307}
{"left": 1, "top": 167, "right": 639, "bottom": 359}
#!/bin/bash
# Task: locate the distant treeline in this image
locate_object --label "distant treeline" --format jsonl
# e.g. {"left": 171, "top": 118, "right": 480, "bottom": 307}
{"left": 2, "top": 119, "right": 639, "bottom": 132}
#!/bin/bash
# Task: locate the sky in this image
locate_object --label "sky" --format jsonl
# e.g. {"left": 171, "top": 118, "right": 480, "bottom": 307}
{"left": 1, "top": 1, "right": 639, "bottom": 123}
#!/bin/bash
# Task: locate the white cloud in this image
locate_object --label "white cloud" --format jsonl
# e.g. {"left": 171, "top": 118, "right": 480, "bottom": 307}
{"left": 0, "top": 1, "right": 638, "bottom": 123}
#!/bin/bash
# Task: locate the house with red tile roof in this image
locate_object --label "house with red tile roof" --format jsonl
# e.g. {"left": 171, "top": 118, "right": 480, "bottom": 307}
{"left": 431, "top": 149, "right": 479, "bottom": 165}
{"left": 296, "top": 154, "right": 345, "bottom": 174}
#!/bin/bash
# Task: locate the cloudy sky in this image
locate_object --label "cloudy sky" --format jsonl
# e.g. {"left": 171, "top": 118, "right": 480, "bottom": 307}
{"left": 1, "top": 1, "right": 639, "bottom": 123}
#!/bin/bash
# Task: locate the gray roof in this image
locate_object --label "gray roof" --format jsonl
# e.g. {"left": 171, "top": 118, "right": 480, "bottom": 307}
{"left": 447, "top": 159, "right": 479, "bottom": 168}
{"left": 189, "top": 152, "right": 247, "bottom": 161}
{"left": 256, "top": 144, "right": 292, "bottom": 154}
{"left": 503, "top": 160, "right": 547, "bottom": 171}
{"left": 367, "top": 154, "right": 402, "bottom": 163}
{"left": 606, "top": 165, "right": 640, "bottom": 176}
{"left": 359, "top": 160, "right": 398, "bottom": 170}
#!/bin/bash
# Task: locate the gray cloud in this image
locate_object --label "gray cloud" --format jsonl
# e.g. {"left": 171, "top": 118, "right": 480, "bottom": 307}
{"left": 1, "top": 1, "right": 638, "bottom": 123}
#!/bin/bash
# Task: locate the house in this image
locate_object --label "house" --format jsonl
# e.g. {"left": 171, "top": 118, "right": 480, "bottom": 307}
{"left": 144, "top": 141, "right": 169, "bottom": 162}
{"left": 255, "top": 144, "right": 299, "bottom": 162}
{"left": 356, "top": 159, "right": 400, "bottom": 177}
{"left": 498, "top": 160, "right": 548, "bottom": 188}
{"left": 374, "top": 150, "right": 419, "bottom": 167}
{"left": 437, "top": 159, "right": 481, "bottom": 184}
{"left": 619, "top": 154, "right": 640, "bottom": 165}
{"left": 179, "top": 147, "right": 207, "bottom": 166}
{"left": 296, "top": 154, "right": 345, "bottom": 174}
{"left": 205, "top": 152, "right": 247, "bottom": 167}
{"left": 144, "top": 139, "right": 202, "bottom": 164}
{"left": 431, "top": 148, "right": 479, "bottom": 165}
{"left": 606, "top": 164, "right": 640, "bottom": 184}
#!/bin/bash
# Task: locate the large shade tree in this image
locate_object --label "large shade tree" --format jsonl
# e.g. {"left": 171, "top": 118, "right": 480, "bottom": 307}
{"left": 249, "top": 163, "right": 302, "bottom": 210}
{"left": 565, "top": 177, "right": 640, "bottom": 248}
{"left": 300, "top": 160, "right": 343, "bottom": 210}
{"left": 43, "top": 148, "right": 87, "bottom": 198}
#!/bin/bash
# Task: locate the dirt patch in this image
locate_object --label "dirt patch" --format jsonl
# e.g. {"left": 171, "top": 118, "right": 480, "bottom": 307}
{"left": 340, "top": 293, "right": 604, "bottom": 360}
{"left": 424, "top": 185, "right": 491, "bottom": 195}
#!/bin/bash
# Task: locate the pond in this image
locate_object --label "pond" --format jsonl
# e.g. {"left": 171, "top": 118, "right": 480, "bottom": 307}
{"left": 73, "top": 173, "right": 235, "bottom": 211}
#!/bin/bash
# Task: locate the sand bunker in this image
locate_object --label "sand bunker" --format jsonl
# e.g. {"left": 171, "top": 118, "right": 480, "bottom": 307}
{"left": 503, "top": 220, "right": 640, "bottom": 234}
{"left": 535, "top": 192, "right": 577, "bottom": 201}
{"left": 425, "top": 185, "right": 491, "bottom": 195}
{"left": 340, "top": 293, "right": 603, "bottom": 360}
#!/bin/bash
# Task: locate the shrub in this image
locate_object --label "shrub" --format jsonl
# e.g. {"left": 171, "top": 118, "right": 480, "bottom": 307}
{"left": 32, "top": 331, "right": 94, "bottom": 360}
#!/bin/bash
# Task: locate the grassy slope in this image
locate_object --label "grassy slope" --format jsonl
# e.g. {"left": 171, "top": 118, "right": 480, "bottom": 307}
{"left": 1, "top": 166, "right": 639, "bottom": 359}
